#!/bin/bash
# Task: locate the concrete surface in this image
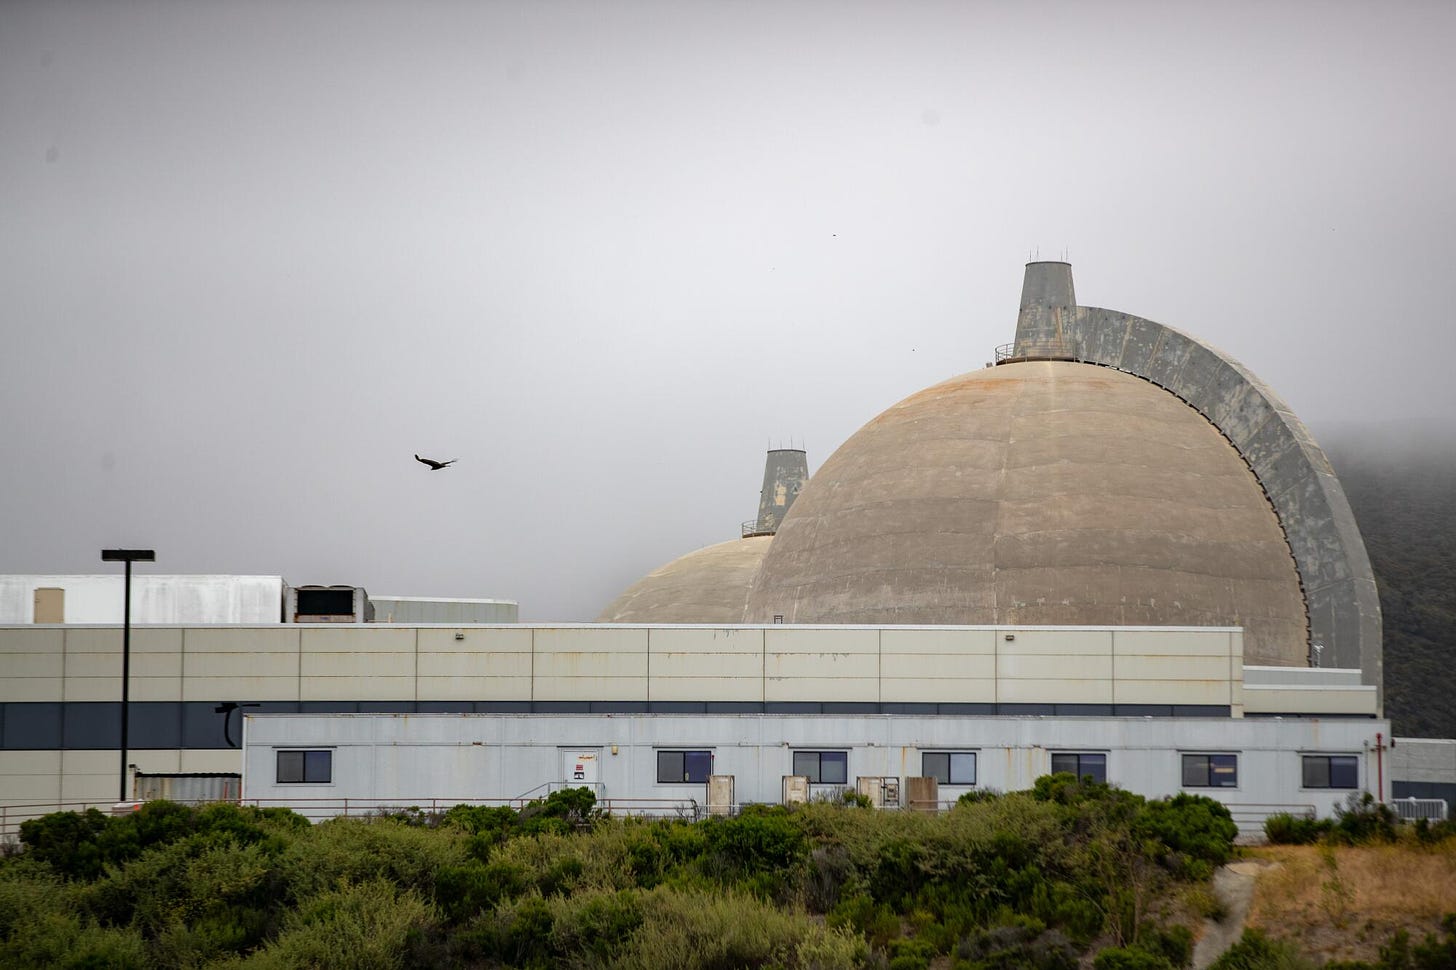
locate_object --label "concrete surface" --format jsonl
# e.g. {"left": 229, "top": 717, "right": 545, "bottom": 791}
{"left": 1010, "top": 262, "right": 1382, "bottom": 703}
{"left": 744, "top": 361, "right": 1309, "bottom": 666}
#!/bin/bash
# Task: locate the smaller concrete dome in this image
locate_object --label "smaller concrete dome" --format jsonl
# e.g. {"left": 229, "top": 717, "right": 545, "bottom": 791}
{"left": 597, "top": 536, "right": 769, "bottom": 623}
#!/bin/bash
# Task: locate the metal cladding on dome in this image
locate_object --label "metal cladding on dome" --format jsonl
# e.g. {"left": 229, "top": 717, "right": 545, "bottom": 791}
{"left": 596, "top": 448, "right": 808, "bottom": 623}
{"left": 743, "top": 361, "right": 1311, "bottom": 665}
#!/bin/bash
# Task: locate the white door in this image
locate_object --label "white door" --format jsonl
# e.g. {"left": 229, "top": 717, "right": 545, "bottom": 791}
{"left": 561, "top": 748, "right": 601, "bottom": 790}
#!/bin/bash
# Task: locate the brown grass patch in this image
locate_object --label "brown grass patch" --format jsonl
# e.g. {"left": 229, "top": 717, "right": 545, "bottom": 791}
{"left": 1243, "top": 840, "right": 1456, "bottom": 963}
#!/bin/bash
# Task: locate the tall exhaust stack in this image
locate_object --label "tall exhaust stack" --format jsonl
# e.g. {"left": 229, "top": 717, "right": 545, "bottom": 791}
{"left": 1012, "top": 261, "right": 1077, "bottom": 360}
{"left": 747, "top": 448, "right": 808, "bottom": 537}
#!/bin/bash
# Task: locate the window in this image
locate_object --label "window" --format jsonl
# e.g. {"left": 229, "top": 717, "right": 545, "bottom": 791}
{"left": 1182, "top": 753, "right": 1238, "bottom": 788}
{"left": 657, "top": 750, "right": 712, "bottom": 784}
{"left": 792, "top": 750, "right": 847, "bottom": 784}
{"left": 1302, "top": 754, "right": 1358, "bottom": 789}
{"left": 923, "top": 751, "right": 977, "bottom": 785}
{"left": 277, "top": 749, "right": 332, "bottom": 784}
{"left": 1051, "top": 752, "right": 1106, "bottom": 784}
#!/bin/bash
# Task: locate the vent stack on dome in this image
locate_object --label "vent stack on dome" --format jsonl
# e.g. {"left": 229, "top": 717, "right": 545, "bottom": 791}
{"left": 596, "top": 446, "right": 810, "bottom": 623}
{"left": 1012, "top": 260, "right": 1077, "bottom": 360}
{"left": 748, "top": 449, "right": 809, "bottom": 537}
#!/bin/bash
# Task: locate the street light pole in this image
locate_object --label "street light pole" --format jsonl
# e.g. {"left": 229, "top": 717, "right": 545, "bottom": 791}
{"left": 101, "top": 548, "right": 154, "bottom": 802}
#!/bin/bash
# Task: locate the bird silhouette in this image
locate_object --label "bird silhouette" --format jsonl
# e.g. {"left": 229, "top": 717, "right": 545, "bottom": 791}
{"left": 415, "top": 454, "right": 456, "bottom": 470}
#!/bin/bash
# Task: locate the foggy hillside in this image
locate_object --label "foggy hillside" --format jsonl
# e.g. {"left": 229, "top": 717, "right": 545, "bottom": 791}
{"left": 1326, "top": 433, "right": 1456, "bottom": 740}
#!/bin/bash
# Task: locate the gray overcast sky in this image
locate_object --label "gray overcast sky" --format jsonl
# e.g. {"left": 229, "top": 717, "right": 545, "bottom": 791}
{"left": 2, "top": 1, "right": 1453, "bottom": 620}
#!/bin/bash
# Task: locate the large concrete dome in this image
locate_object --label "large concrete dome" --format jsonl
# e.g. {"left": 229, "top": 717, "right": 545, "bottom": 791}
{"left": 743, "top": 360, "right": 1310, "bottom": 665}
{"left": 598, "top": 536, "right": 769, "bottom": 623}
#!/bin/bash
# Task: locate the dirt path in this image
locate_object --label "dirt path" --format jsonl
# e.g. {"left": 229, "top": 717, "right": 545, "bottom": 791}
{"left": 1191, "top": 861, "right": 1263, "bottom": 969}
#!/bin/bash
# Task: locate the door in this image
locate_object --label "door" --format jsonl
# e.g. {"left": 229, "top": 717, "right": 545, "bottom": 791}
{"left": 560, "top": 748, "right": 601, "bottom": 790}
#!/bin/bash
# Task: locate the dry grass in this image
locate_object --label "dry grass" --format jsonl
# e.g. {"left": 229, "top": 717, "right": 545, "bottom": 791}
{"left": 1243, "top": 840, "right": 1456, "bottom": 963}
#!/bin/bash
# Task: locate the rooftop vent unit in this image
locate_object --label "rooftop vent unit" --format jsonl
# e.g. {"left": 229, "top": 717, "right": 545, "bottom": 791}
{"left": 286, "top": 585, "right": 374, "bottom": 624}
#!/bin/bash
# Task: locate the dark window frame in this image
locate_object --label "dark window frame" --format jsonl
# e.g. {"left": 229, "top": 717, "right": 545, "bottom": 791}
{"left": 276, "top": 749, "right": 332, "bottom": 784}
{"left": 922, "top": 751, "right": 978, "bottom": 785}
{"left": 1181, "top": 752, "right": 1238, "bottom": 789}
{"left": 1050, "top": 751, "right": 1107, "bottom": 784}
{"left": 792, "top": 750, "right": 848, "bottom": 785}
{"left": 656, "top": 749, "right": 712, "bottom": 784}
{"left": 1301, "top": 754, "right": 1359, "bottom": 790}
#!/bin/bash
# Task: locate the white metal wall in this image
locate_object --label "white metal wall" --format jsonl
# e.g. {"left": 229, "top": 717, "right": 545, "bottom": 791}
{"left": 240, "top": 712, "right": 1390, "bottom": 819}
{"left": 0, "top": 576, "right": 284, "bottom": 624}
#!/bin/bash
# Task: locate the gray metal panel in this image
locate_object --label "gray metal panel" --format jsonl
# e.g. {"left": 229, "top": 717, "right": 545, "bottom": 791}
{"left": 1011, "top": 264, "right": 1382, "bottom": 708}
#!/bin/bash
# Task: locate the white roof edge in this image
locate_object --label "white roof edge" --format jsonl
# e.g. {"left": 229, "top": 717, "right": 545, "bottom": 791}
{"left": 0, "top": 622, "right": 1246, "bottom": 631}
{"left": 372, "top": 595, "right": 518, "bottom": 606}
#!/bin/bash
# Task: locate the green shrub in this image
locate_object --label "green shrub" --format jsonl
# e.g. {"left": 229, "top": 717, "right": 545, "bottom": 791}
{"left": 1136, "top": 794, "right": 1238, "bottom": 869}
{"left": 1264, "top": 813, "right": 1332, "bottom": 845}
{"left": 872, "top": 838, "right": 928, "bottom": 908}
{"left": 239, "top": 877, "right": 438, "bottom": 970}
{"left": 1206, "top": 928, "right": 1318, "bottom": 970}
{"left": 1140, "top": 923, "right": 1194, "bottom": 967}
{"left": 952, "top": 918, "right": 1078, "bottom": 970}
{"left": 619, "top": 886, "right": 865, "bottom": 970}
{"left": 460, "top": 891, "right": 556, "bottom": 967}
{"left": 77, "top": 836, "right": 285, "bottom": 958}
{"left": 548, "top": 888, "right": 644, "bottom": 964}
{"left": 519, "top": 786, "right": 599, "bottom": 834}
{"left": 18, "top": 809, "right": 111, "bottom": 881}
{"left": 828, "top": 892, "right": 901, "bottom": 948}
{"left": 442, "top": 804, "right": 520, "bottom": 859}
{"left": 280, "top": 817, "right": 467, "bottom": 899}
{"left": 1330, "top": 793, "right": 1399, "bottom": 845}
{"left": 434, "top": 860, "right": 530, "bottom": 923}
{"left": 887, "top": 935, "right": 938, "bottom": 969}
{"left": 1093, "top": 945, "right": 1175, "bottom": 970}
{"left": 802, "top": 844, "right": 858, "bottom": 914}
{"left": 701, "top": 805, "right": 807, "bottom": 884}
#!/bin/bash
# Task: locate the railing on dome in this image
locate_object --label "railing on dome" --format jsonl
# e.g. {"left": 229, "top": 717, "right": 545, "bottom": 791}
{"left": 742, "top": 519, "right": 772, "bottom": 538}
{"left": 994, "top": 341, "right": 1084, "bottom": 364}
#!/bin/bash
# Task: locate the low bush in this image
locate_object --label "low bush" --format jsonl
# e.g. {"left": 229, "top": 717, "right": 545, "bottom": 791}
{"left": 1330, "top": 793, "right": 1399, "bottom": 845}
{"left": 239, "top": 877, "right": 437, "bottom": 970}
{"left": 434, "top": 860, "right": 530, "bottom": 923}
{"left": 701, "top": 805, "right": 807, "bottom": 890}
{"left": 1206, "top": 928, "right": 1317, "bottom": 970}
{"left": 1136, "top": 794, "right": 1238, "bottom": 869}
{"left": 1264, "top": 813, "right": 1332, "bottom": 845}
{"left": 952, "top": 918, "right": 1078, "bottom": 970}
{"left": 280, "top": 816, "right": 467, "bottom": 899}
{"left": 17, "top": 809, "right": 112, "bottom": 881}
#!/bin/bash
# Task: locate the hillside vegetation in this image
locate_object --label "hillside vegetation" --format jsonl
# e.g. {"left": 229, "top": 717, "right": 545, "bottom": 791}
{"left": 0, "top": 780, "right": 1238, "bottom": 970}
{"left": 1326, "top": 439, "right": 1456, "bottom": 739}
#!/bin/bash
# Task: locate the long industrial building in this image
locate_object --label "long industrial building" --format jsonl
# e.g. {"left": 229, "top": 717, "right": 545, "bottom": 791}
{"left": 3, "top": 261, "right": 1445, "bottom": 829}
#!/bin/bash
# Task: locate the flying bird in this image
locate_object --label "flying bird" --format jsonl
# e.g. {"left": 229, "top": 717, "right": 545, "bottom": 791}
{"left": 415, "top": 454, "right": 456, "bottom": 470}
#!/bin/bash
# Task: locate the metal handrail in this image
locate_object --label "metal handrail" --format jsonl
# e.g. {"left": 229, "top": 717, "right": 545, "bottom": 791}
{"left": 994, "top": 343, "right": 1016, "bottom": 362}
